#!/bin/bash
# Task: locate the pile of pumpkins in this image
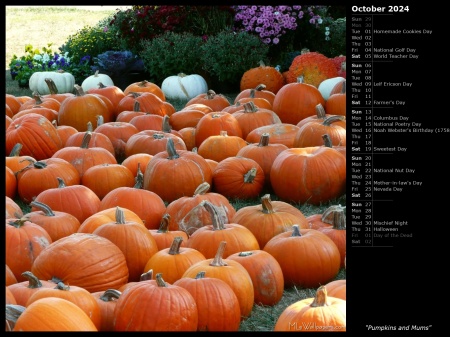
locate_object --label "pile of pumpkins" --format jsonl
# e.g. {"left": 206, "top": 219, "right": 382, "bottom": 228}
{"left": 5, "top": 50, "right": 346, "bottom": 331}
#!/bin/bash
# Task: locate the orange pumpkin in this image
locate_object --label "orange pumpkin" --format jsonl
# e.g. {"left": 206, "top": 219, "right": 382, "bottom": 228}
{"left": 92, "top": 207, "right": 159, "bottom": 282}
{"left": 6, "top": 297, "right": 98, "bottom": 331}
{"left": 143, "top": 138, "right": 213, "bottom": 203}
{"left": 272, "top": 77, "right": 325, "bottom": 125}
{"left": 212, "top": 156, "right": 265, "bottom": 200}
{"left": 123, "top": 80, "right": 166, "bottom": 101}
{"left": 149, "top": 214, "right": 189, "bottom": 250}
{"left": 194, "top": 111, "right": 243, "bottom": 148}
{"left": 6, "top": 216, "right": 52, "bottom": 282}
{"left": 99, "top": 167, "right": 167, "bottom": 230}
{"left": 164, "top": 182, "right": 236, "bottom": 235}
{"left": 7, "top": 271, "right": 57, "bottom": 307}
{"left": 264, "top": 225, "right": 341, "bottom": 288}
{"left": 231, "top": 194, "right": 308, "bottom": 249}
{"left": 227, "top": 250, "right": 284, "bottom": 306}
{"left": 31, "top": 232, "right": 129, "bottom": 293}
{"left": 240, "top": 61, "right": 285, "bottom": 94}
{"left": 270, "top": 147, "right": 346, "bottom": 205}
{"left": 173, "top": 270, "right": 241, "bottom": 331}
{"left": 113, "top": 274, "right": 198, "bottom": 331}
{"left": 274, "top": 286, "right": 346, "bottom": 331}
{"left": 25, "top": 201, "right": 81, "bottom": 242}
{"left": 6, "top": 113, "right": 63, "bottom": 161}
{"left": 25, "top": 281, "right": 102, "bottom": 330}
{"left": 182, "top": 241, "right": 254, "bottom": 319}
{"left": 186, "top": 201, "right": 260, "bottom": 259}
{"left": 57, "top": 85, "right": 113, "bottom": 131}
{"left": 32, "top": 177, "right": 101, "bottom": 224}
{"left": 185, "top": 89, "right": 231, "bottom": 111}
{"left": 197, "top": 130, "right": 248, "bottom": 162}
{"left": 143, "top": 236, "right": 206, "bottom": 284}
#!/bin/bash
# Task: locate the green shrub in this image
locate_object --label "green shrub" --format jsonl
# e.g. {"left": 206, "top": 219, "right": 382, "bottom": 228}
{"left": 200, "top": 30, "right": 269, "bottom": 84}
{"left": 139, "top": 31, "right": 204, "bottom": 84}
{"left": 59, "top": 19, "right": 125, "bottom": 65}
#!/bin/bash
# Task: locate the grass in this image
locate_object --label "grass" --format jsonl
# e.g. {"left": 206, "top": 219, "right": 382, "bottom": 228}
{"left": 6, "top": 6, "right": 347, "bottom": 331}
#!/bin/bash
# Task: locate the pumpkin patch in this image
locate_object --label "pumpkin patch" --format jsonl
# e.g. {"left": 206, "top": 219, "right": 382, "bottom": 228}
{"left": 6, "top": 20, "right": 346, "bottom": 329}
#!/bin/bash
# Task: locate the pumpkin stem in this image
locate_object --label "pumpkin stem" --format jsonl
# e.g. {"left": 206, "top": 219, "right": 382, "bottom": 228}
{"left": 97, "top": 115, "right": 104, "bottom": 126}
{"left": 8, "top": 143, "right": 23, "bottom": 157}
{"left": 8, "top": 215, "right": 31, "bottom": 228}
{"left": 238, "top": 251, "right": 253, "bottom": 257}
{"left": 161, "top": 115, "right": 172, "bottom": 133}
{"left": 322, "top": 134, "right": 333, "bottom": 148}
{"left": 157, "top": 214, "right": 171, "bottom": 233}
{"left": 134, "top": 164, "right": 145, "bottom": 189}
{"left": 80, "top": 131, "right": 92, "bottom": 149}
{"left": 219, "top": 130, "right": 228, "bottom": 137}
{"left": 140, "top": 269, "right": 153, "bottom": 281}
{"left": 98, "top": 82, "right": 107, "bottom": 89}
{"left": 165, "top": 138, "right": 180, "bottom": 160}
{"left": 133, "top": 100, "right": 141, "bottom": 112}
{"left": 74, "top": 84, "right": 86, "bottom": 96}
{"left": 195, "top": 271, "right": 206, "bottom": 279}
{"left": 21, "top": 271, "right": 43, "bottom": 289}
{"left": 260, "top": 194, "right": 275, "bottom": 214}
{"left": 332, "top": 208, "right": 346, "bottom": 230}
{"left": 45, "top": 78, "right": 59, "bottom": 95}
{"left": 290, "top": 224, "right": 302, "bottom": 237}
{"left": 155, "top": 273, "right": 168, "bottom": 287}
{"left": 56, "top": 177, "right": 67, "bottom": 188}
{"left": 202, "top": 200, "right": 225, "bottom": 230}
{"left": 30, "top": 201, "right": 55, "bottom": 217}
{"left": 6, "top": 304, "right": 26, "bottom": 329}
{"left": 255, "top": 84, "right": 266, "bottom": 91}
{"left": 323, "top": 115, "right": 345, "bottom": 126}
{"left": 258, "top": 133, "right": 270, "bottom": 147}
{"left": 115, "top": 207, "right": 127, "bottom": 224}
{"left": 209, "top": 241, "right": 228, "bottom": 267}
{"left": 55, "top": 281, "right": 70, "bottom": 291}
{"left": 310, "top": 286, "right": 329, "bottom": 307}
{"left": 315, "top": 103, "right": 327, "bottom": 119}
{"left": 206, "top": 90, "right": 216, "bottom": 99}
{"left": 243, "top": 167, "right": 257, "bottom": 183}
{"left": 321, "top": 204, "right": 346, "bottom": 225}
{"left": 86, "top": 121, "right": 93, "bottom": 132}
{"left": 168, "top": 236, "right": 184, "bottom": 255}
{"left": 99, "top": 289, "right": 122, "bottom": 302}
{"left": 193, "top": 182, "right": 210, "bottom": 196}
{"left": 243, "top": 101, "right": 258, "bottom": 112}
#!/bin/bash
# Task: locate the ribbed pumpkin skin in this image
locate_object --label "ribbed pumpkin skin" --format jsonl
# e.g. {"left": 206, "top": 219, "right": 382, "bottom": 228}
{"left": 99, "top": 187, "right": 167, "bottom": 230}
{"left": 274, "top": 287, "right": 346, "bottom": 332}
{"left": 272, "top": 82, "right": 325, "bottom": 125}
{"left": 57, "top": 92, "right": 113, "bottom": 131}
{"left": 113, "top": 279, "right": 198, "bottom": 331}
{"left": 264, "top": 227, "right": 341, "bottom": 288}
{"left": 270, "top": 147, "right": 346, "bottom": 205}
{"left": 93, "top": 217, "right": 159, "bottom": 282}
{"left": 324, "top": 279, "right": 346, "bottom": 300}
{"left": 227, "top": 250, "right": 284, "bottom": 306}
{"left": 6, "top": 113, "right": 63, "bottom": 161}
{"left": 240, "top": 65, "right": 285, "bottom": 94}
{"left": 10, "top": 297, "right": 98, "bottom": 331}
{"left": 31, "top": 233, "right": 129, "bottom": 293}
{"left": 16, "top": 158, "right": 81, "bottom": 204}
{"left": 32, "top": 182, "right": 101, "bottom": 224}
{"left": 25, "top": 283, "right": 102, "bottom": 330}
{"left": 182, "top": 251, "right": 255, "bottom": 319}
{"left": 173, "top": 273, "right": 241, "bottom": 331}
{"left": 246, "top": 123, "right": 300, "bottom": 148}
{"left": 143, "top": 141, "right": 213, "bottom": 203}
{"left": 231, "top": 195, "right": 309, "bottom": 249}
{"left": 6, "top": 218, "right": 52, "bottom": 282}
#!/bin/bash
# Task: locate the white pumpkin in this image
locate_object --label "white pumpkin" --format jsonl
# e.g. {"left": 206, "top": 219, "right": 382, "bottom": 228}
{"left": 161, "top": 73, "right": 208, "bottom": 100}
{"left": 318, "top": 76, "right": 345, "bottom": 101}
{"left": 29, "top": 70, "right": 75, "bottom": 95}
{"left": 81, "top": 70, "right": 114, "bottom": 91}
